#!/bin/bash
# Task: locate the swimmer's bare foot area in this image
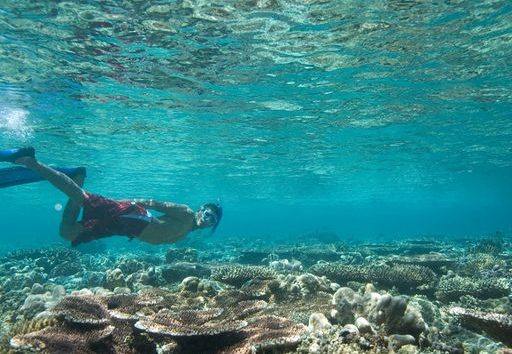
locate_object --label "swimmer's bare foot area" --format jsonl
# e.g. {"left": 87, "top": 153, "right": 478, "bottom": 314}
{"left": 0, "top": 147, "right": 35, "bottom": 163}
{"left": 70, "top": 167, "right": 87, "bottom": 187}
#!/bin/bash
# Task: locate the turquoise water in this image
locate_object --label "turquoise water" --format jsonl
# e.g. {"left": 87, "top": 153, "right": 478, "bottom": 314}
{"left": 0, "top": 0, "right": 511, "bottom": 251}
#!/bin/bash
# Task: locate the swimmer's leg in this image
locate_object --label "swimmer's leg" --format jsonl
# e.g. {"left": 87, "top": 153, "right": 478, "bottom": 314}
{"left": 15, "top": 156, "right": 87, "bottom": 241}
{"left": 15, "top": 157, "right": 86, "bottom": 203}
{"left": 60, "top": 173, "right": 86, "bottom": 241}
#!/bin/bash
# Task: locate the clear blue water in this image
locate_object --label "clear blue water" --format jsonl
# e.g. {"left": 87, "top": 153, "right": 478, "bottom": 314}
{"left": 0, "top": 0, "right": 511, "bottom": 251}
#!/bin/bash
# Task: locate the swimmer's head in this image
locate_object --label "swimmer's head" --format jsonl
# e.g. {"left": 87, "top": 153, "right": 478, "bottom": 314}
{"left": 196, "top": 203, "right": 222, "bottom": 233}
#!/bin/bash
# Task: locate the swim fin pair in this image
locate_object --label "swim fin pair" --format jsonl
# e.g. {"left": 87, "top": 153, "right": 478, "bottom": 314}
{"left": 0, "top": 147, "right": 35, "bottom": 163}
{"left": 0, "top": 147, "right": 86, "bottom": 188}
{"left": 0, "top": 166, "right": 87, "bottom": 189}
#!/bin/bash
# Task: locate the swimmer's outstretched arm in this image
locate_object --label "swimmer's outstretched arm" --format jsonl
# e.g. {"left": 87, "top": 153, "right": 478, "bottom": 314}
{"left": 121, "top": 198, "right": 194, "bottom": 217}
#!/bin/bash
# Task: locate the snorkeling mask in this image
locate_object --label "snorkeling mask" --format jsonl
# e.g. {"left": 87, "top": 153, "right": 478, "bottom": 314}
{"left": 198, "top": 202, "right": 223, "bottom": 233}
{"left": 200, "top": 206, "right": 218, "bottom": 226}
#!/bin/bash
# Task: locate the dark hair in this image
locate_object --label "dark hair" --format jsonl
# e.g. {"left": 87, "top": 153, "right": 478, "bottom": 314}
{"left": 201, "top": 202, "right": 223, "bottom": 233}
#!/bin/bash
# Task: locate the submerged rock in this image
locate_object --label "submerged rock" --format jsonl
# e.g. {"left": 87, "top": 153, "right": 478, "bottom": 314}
{"left": 161, "top": 262, "right": 211, "bottom": 283}
{"left": 308, "top": 312, "right": 331, "bottom": 333}
{"left": 331, "top": 287, "right": 363, "bottom": 325}
{"left": 165, "top": 248, "right": 199, "bottom": 263}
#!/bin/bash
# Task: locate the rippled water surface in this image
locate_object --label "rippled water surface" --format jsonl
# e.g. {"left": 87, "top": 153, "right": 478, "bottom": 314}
{"left": 0, "top": 1, "right": 511, "bottom": 244}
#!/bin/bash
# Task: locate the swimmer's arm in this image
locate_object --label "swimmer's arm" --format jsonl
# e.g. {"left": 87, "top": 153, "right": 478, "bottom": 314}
{"left": 122, "top": 199, "right": 194, "bottom": 217}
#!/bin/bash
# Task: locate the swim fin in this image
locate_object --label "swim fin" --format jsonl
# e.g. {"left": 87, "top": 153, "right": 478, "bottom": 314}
{"left": 0, "top": 166, "right": 86, "bottom": 189}
{"left": 0, "top": 147, "right": 35, "bottom": 163}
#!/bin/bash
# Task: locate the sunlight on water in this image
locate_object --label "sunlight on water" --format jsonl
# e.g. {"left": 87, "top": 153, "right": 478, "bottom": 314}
{"left": 0, "top": 106, "right": 32, "bottom": 141}
{"left": 0, "top": 0, "right": 510, "bottom": 220}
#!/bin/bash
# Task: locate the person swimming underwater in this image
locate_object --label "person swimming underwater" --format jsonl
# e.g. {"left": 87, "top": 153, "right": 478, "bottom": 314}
{"left": 10, "top": 147, "right": 222, "bottom": 246}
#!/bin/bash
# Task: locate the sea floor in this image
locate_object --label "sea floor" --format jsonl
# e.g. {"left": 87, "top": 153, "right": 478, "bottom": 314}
{"left": 0, "top": 234, "right": 511, "bottom": 353}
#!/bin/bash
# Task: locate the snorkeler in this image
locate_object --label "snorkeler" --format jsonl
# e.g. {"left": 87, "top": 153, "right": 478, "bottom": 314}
{"left": 6, "top": 147, "right": 222, "bottom": 246}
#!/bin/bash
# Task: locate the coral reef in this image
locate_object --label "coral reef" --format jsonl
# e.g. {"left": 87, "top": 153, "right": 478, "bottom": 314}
{"left": 237, "top": 244, "right": 342, "bottom": 266}
{"left": 52, "top": 295, "right": 110, "bottom": 325}
{"left": 10, "top": 324, "right": 115, "bottom": 354}
{"left": 165, "top": 248, "right": 199, "bottom": 263}
{"left": 1, "top": 236, "right": 511, "bottom": 353}
{"left": 470, "top": 238, "right": 505, "bottom": 255}
{"left": 211, "top": 265, "right": 277, "bottom": 286}
{"left": 310, "top": 263, "right": 436, "bottom": 292}
{"left": 220, "top": 315, "right": 307, "bottom": 354}
{"left": 448, "top": 307, "right": 512, "bottom": 346}
{"left": 161, "top": 262, "right": 211, "bottom": 283}
{"left": 458, "top": 253, "right": 507, "bottom": 277}
{"left": 135, "top": 308, "right": 247, "bottom": 336}
{"left": 388, "top": 253, "right": 456, "bottom": 274}
{"left": 436, "top": 275, "right": 510, "bottom": 302}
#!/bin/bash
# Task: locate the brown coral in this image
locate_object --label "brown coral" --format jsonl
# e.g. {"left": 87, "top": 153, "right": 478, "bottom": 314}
{"left": 104, "top": 294, "right": 143, "bottom": 321}
{"left": 390, "top": 253, "right": 455, "bottom": 273}
{"left": 135, "top": 308, "right": 248, "bottom": 336}
{"left": 436, "top": 276, "right": 510, "bottom": 301}
{"left": 230, "top": 300, "right": 268, "bottom": 320}
{"left": 310, "top": 263, "right": 435, "bottom": 292}
{"left": 448, "top": 307, "right": 512, "bottom": 346}
{"left": 51, "top": 295, "right": 110, "bottom": 326}
{"left": 220, "top": 315, "right": 307, "bottom": 354}
{"left": 10, "top": 324, "right": 115, "bottom": 354}
{"left": 211, "top": 265, "right": 277, "bottom": 287}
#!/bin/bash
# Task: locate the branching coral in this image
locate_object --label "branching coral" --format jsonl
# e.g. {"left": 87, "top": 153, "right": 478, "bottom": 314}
{"left": 389, "top": 253, "right": 456, "bottom": 274}
{"left": 310, "top": 263, "right": 436, "bottom": 292}
{"left": 212, "top": 265, "right": 277, "bottom": 287}
{"left": 436, "top": 276, "right": 510, "bottom": 302}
